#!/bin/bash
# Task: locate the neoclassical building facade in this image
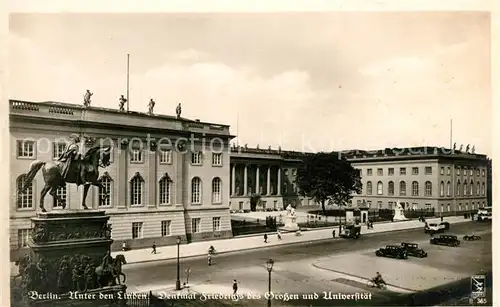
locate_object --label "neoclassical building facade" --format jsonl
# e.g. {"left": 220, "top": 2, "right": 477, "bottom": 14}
{"left": 10, "top": 99, "right": 234, "bottom": 257}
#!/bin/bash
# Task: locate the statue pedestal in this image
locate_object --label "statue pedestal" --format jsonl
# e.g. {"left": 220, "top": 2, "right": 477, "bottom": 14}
{"left": 17, "top": 210, "right": 127, "bottom": 306}
{"left": 280, "top": 215, "right": 299, "bottom": 232}
{"left": 393, "top": 208, "right": 409, "bottom": 221}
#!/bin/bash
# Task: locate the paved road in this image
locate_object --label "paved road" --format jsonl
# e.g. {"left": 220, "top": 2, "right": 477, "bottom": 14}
{"left": 124, "top": 222, "right": 491, "bottom": 306}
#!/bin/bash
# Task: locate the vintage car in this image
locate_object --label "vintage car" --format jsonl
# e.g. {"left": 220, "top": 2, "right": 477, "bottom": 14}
{"left": 375, "top": 245, "right": 408, "bottom": 259}
{"left": 463, "top": 234, "right": 482, "bottom": 241}
{"left": 340, "top": 224, "right": 361, "bottom": 239}
{"left": 424, "top": 223, "right": 446, "bottom": 233}
{"left": 430, "top": 234, "right": 460, "bottom": 247}
{"left": 401, "top": 242, "right": 428, "bottom": 258}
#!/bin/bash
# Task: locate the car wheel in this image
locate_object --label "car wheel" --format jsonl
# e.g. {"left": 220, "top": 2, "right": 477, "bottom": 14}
{"left": 375, "top": 251, "right": 382, "bottom": 257}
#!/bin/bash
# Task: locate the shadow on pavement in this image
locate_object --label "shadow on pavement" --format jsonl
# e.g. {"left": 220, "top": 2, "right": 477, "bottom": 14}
{"left": 150, "top": 271, "right": 492, "bottom": 306}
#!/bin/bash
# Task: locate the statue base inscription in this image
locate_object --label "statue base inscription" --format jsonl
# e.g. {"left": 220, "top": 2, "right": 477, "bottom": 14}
{"left": 16, "top": 210, "right": 127, "bottom": 306}
{"left": 280, "top": 216, "right": 300, "bottom": 232}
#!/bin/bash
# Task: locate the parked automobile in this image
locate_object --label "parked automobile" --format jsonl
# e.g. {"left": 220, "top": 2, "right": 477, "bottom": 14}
{"left": 375, "top": 245, "right": 408, "bottom": 259}
{"left": 424, "top": 223, "right": 446, "bottom": 233}
{"left": 430, "top": 235, "right": 460, "bottom": 247}
{"left": 401, "top": 242, "right": 428, "bottom": 258}
{"left": 463, "top": 234, "right": 481, "bottom": 241}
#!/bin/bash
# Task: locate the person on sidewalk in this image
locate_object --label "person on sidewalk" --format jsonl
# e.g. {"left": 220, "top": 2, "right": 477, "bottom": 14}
{"left": 122, "top": 241, "right": 127, "bottom": 251}
{"left": 264, "top": 233, "right": 268, "bottom": 243}
{"left": 151, "top": 242, "right": 157, "bottom": 254}
{"left": 233, "top": 280, "right": 238, "bottom": 294}
{"left": 277, "top": 230, "right": 282, "bottom": 240}
{"left": 332, "top": 229, "right": 336, "bottom": 238}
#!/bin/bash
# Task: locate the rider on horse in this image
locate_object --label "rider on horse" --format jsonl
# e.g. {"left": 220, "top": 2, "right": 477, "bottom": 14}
{"left": 58, "top": 134, "right": 81, "bottom": 182}
{"left": 101, "top": 251, "right": 114, "bottom": 274}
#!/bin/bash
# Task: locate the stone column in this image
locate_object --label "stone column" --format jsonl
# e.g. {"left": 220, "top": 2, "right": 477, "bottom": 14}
{"left": 148, "top": 140, "right": 157, "bottom": 208}
{"left": 256, "top": 166, "right": 260, "bottom": 194}
{"left": 231, "top": 164, "right": 236, "bottom": 196}
{"left": 277, "top": 167, "right": 281, "bottom": 195}
{"left": 243, "top": 164, "right": 248, "bottom": 196}
{"left": 117, "top": 139, "right": 129, "bottom": 208}
{"left": 267, "top": 166, "right": 271, "bottom": 195}
{"left": 175, "top": 147, "right": 184, "bottom": 205}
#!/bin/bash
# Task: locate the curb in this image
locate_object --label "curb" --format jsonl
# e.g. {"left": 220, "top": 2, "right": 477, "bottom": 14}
{"left": 121, "top": 220, "right": 473, "bottom": 266}
{"left": 311, "top": 262, "right": 417, "bottom": 293}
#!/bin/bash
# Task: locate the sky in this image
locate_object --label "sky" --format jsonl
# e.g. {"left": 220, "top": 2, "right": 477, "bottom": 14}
{"left": 8, "top": 12, "right": 492, "bottom": 154}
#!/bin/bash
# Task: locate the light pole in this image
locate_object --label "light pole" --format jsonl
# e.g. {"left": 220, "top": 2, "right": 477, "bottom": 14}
{"left": 266, "top": 258, "right": 274, "bottom": 307}
{"left": 176, "top": 236, "right": 181, "bottom": 290}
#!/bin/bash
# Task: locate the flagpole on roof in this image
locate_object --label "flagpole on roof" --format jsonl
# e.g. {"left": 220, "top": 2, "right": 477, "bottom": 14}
{"left": 126, "top": 54, "right": 130, "bottom": 112}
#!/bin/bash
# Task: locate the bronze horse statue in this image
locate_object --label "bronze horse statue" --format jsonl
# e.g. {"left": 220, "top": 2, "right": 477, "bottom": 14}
{"left": 95, "top": 254, "right": 127, "bottom": 286}
{"left": 19, "top": 145, "right": 112, "bottom": 212}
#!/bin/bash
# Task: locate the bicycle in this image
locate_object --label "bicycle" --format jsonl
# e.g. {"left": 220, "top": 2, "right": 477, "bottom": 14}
{"left": 366, "top": 278, "right": 387, "bottom": 290}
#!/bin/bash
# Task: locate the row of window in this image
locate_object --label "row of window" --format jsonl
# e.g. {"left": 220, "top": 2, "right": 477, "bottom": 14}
{"left": 16, "top": 217, "right": 224, "bottom": 247}
{"left": 131, "top": 217, "right": 222, "bottom": 239}
{"left": 16, "top": 174, "right": 224, "bottom": 209}
{"left": 363, "top": 166, "right": 486, "bottom": 177}
{"left": 364, "top": 180, "right": 486, "bottom": 197}
{"left": 16, "top": 140, "right": 224, "bottom": 166}
{"left": 357, "top": 200, "right": 486, "bottom": 211}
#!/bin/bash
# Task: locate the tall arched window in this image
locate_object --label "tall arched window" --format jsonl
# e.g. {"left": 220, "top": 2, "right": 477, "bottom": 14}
{"left": 470, "top": 180, "right": 474, "bottom": 196}
{"left": 98, "top": 173, "right": 113, "bottom": 207}
{"left": 412, "top": 181, "right": 419, "bottom": 196}
{"left": 388, "top": 181, "right": 394, "bottom": 196}
{"left": 159, "top": 173, "right": 172, "bottom": 205}
{"left": 425, "top": 181, "right": 432, "bottom": 196}
{"left": 377, "top": 181, "right": 383, "bottom": 195}
{"left": 366, "top": 181, "right": 372, "bottom": 195}
{"left": 399, "top": 181, "right": 406, "bottom": 196}
{"left": 212, "top": 177, "right": 222, "bottom": 203}
{"left": 481, "top": 182, "right": 485, "bottom": 195}
{"left": 446, "top": 181, "right": 451, "bottom": 196}
{"left": 440, "top": 181, "right": 444, "bottom": 197}
{"left": 16, "top": 174, "right": 33, "bottom": 209}
{"left": 476, "top": 182, "right": 480, "bottom": 196}
{"left": 191, "top": 177, "right": 202, "bottom": 204}
{"left": 463, "top": 182, "right": 467, "bottom": 196}
{"left": 55, "top": 186, "right": 67, "bottom": 208}
{"left": 130, "top": 172, "right": 144, "bottom": 206}
{"left": 456, "top": 180, "right": 461, "bottom": 196}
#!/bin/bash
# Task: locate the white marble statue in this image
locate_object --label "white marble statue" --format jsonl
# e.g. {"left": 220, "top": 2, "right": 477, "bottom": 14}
{"left": 286, "top": 204, "right": 296, "bottom": 216}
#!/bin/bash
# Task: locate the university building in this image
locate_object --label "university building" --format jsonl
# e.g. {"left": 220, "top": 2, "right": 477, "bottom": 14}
{"left": 10, "top": 99, "right": 234, "bottom": 257}
{"left": 9, "top": 100, "right": 491, "bottom": 257}
{"left": 348, "top": 148, "right": 489, "bottom": 214}
{"left": 229, "top": 147, "right": 490, "bottom": 215}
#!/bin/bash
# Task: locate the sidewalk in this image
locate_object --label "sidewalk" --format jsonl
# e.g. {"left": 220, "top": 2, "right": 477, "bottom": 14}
{"left": 112, "top": 216, "right": 468, "bottom": 265}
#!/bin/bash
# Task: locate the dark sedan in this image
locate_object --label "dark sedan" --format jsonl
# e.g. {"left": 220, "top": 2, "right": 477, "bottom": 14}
{"left": 401, "top": 242, "right": 428, "bottom": 258}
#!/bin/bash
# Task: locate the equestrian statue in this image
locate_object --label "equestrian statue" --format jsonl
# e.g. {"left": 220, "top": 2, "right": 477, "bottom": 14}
{"left": 95, "top": 252, "right": 127, "bottom": 287}
{"left": 19, "top": 134, "right": 112, "bottom": 212}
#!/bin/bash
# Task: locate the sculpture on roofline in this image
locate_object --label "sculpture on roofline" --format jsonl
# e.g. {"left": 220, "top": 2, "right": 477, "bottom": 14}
{"left": 148, "top": 98, "right": 155, "bottom": 115}
{"left": 83, "top": 90, "right": 93, "bottom": 107}
{"left": 119, "top": 95, "right": 127, "bottom": 112}
{"left": 176, "top": 102, "right": 182, "bottom": 118}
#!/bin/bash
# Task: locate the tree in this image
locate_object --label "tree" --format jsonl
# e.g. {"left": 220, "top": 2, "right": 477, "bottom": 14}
{"left": 296, "top": 152, "right": 362, "bottom": 216}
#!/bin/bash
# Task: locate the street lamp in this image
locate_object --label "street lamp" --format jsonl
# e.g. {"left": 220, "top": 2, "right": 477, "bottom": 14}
{"left": 266, "top": 258, "right": 274, "bottom": 307}
{"left": 176, "top": 236, "right": 181, "bottom": 290}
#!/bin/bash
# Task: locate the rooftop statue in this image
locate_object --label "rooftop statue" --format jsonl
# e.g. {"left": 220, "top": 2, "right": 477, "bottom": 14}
{"left": 119, "top": 95, "right": 127, "bottom": 112}
{"left": 176, "top": 102, "right": 182, "bottom": 118}
{"left": 148, "top": 98, "right": 155, "bottom": 115}
{"left": 83, "top": 90, "right": 93, "bottom": 107}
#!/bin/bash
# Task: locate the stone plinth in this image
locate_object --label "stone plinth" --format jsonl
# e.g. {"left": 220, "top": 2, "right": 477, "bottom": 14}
{"left": 16, "top": 210, "right": 126, "bottom": 306}
{"left": 280, "top": 215, "right": 299, "bottom": 232}
{"left": 29, "top": 210, "right": 113, "bottom": 265}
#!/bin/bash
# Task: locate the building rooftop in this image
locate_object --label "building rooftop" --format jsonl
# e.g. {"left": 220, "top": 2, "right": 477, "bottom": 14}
{"left": 10, "top": 99, "right": 233, "bottom": 137}
{"left": 230, "top": 145, "right": 488, "bottom": 162}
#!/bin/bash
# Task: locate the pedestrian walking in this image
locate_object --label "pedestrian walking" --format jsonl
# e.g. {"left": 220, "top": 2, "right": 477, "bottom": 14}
{"left": 233, "top": 280, "right": 238, "bottom": 294}
{"left": 332, "top": 229, "right": 336, "bottom": 238}
{"left": 441, "top": 216, "right": 444, "bottom": 222}
{"left": 151, "top": 242, "right": 156, "bottom": 254}
{"left": 264, "top": 233, "right": 268, "bottom": 243}
{"left": 122, "top": 241, "right": 127, "bottom": 251}
{"left": 277, "top": 230, "right": 282, "bottom": 240}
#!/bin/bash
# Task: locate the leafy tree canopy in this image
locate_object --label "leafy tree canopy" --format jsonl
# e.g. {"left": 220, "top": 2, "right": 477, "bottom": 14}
{"left": 296, "top": 152, "right": 362, "bottom": 214}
